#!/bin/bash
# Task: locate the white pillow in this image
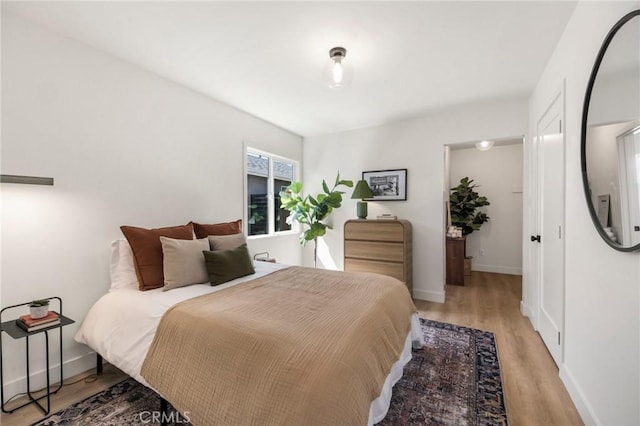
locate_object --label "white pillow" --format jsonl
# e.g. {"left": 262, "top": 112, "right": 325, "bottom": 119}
{"left": 160, "top": 236, "right": 210, "bottom": 291}
{"left": 109, "top": 239, "right": 139, "bottom": 291}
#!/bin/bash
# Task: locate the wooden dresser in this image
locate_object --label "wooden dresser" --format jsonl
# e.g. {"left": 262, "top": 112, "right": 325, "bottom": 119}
{"left": 343, "top": 219, "right": 413, "bottom": 295}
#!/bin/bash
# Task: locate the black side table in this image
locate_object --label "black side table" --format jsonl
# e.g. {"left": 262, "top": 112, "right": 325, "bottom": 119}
{"left": 0, "top": 297, "right": 74, "bottom": 415}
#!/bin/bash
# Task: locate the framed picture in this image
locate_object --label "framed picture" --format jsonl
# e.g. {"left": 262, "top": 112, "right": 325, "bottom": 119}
{"left": 362, "top": 169, "right": 407, "bottom": 201}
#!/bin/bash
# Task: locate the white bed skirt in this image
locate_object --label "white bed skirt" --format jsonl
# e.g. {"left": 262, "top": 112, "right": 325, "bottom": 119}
{"left": 369, "top": 313, "right": 423, "bottom": 424}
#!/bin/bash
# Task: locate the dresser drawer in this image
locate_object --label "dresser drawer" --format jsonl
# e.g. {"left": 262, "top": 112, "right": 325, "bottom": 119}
{"left": 344, "top": 221, "right": 404, "bottom": 242}
{"left": 345, "top": 241, "right": 404, "bottom": 263}
{"left": 344, "top": 259, "right": 405, "bottom": 282}
{"left": 343, "top": 219, "right": 412, "bottom": 295}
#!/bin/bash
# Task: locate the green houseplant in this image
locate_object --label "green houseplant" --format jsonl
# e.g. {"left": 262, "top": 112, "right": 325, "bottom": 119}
{"left": 449, "top": 177, "right": 490, "bottom": 236}
{"left": 279, "top": 172, "right": 353, "bottom": 267}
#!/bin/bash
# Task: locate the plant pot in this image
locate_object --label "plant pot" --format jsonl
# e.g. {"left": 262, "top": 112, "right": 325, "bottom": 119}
{"left": 30, "top": 305, "right": 49, "bottom": 319}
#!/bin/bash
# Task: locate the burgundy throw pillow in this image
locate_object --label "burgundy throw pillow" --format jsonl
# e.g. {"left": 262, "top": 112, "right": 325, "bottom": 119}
{"left": 190, "top": 220, "right": 242, "bottom": 239}
{"left": 120, "top": 224, "right": 194, "bottom": 291}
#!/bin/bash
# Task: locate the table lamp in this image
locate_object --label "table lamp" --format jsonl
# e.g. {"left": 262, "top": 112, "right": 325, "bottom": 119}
{"left": 351, "top": 180, "right": 374, "bottom": 219}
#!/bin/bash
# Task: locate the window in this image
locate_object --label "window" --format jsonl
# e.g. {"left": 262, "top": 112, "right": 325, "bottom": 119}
{"left": 246, "top": 149, "right": 297, "bottom": 236}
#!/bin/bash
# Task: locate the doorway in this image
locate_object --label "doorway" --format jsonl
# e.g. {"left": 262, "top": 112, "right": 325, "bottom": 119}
{"left": 447, "top": 137, "right": 525, "bottom": 280}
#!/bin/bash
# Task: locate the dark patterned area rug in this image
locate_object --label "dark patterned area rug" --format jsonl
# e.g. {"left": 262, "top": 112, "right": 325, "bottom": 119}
{"left": 33, "top": 319, "right": 507, "bottom": 426}
{"left": 380, "top": 319, "right": 507, "bottom": 426}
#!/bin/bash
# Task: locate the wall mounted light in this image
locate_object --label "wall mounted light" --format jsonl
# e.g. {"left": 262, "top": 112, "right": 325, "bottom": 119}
{"left": 0, "top": 175, "right": 54, "bottom": 185}
{"left": 475, "top": 140, "right": 495, "bottom": 151}
{"left": 326, "top": 47, "right": 353, "bottom": 89}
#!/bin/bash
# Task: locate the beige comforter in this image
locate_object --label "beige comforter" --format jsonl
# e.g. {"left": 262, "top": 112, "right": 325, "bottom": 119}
{"left": 140, "top": 266, "right": 416, "bottom": 426}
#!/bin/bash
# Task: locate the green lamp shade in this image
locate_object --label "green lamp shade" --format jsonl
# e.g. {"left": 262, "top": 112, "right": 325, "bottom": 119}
{"left": 352, "top": 180, "right": 373, "bottom": 219}
{"left": 351, "top": 180, "right": 373, "bottom": 199}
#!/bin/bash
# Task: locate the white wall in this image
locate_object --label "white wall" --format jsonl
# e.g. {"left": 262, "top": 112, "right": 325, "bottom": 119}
{"left": 303, "top": 97, "right": 528, "bottom": 302}
{"left": 450, "top": 144, "right": 523, "bottom": 275}
{"left": 527, "top": 2, "right": 640, "bottom": 424}
{"left": 0, "top": 12, "right": 302, "bottom": 396}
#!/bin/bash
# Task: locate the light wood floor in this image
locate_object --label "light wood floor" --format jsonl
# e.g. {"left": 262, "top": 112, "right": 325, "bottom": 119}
{"left": 0, "top": 363, "right": 127, "bottom": 426}
{"left": 2, "top": 271, "right": 583, "bottom": 426}
{"left": 414, "top": 272, "right": 583, "bottom": 426}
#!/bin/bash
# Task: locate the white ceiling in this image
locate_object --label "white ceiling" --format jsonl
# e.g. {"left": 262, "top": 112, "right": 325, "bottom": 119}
{"left": 4, "top": 1, "right": 577, "bottom": 137}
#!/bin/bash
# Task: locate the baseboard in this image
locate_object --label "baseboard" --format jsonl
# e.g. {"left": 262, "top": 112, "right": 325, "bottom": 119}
{"left": 520, "top": 300, "right": 528, "bottom": 317}
{"left": 413, "top": 288, "right": 445, "bottom": 303}
{"left": 472, "top": 264, "right": 522, "bottom": 275}
{"left": 520, "top": 301, "right": 538, "bottom": 330}
{"left": 520, "top": 300, "right": 533, "bottom": 318}
{"left": 559, "top": 364, "right": 598, "bottom": 425}
{"left": 3, "top": 351, "right": 97, "bottom": 401}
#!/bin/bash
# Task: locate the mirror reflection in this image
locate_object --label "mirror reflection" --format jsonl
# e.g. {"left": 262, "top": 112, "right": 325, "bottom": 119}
{"left": 584, "top": 11, "right": 640, "bottom": 250}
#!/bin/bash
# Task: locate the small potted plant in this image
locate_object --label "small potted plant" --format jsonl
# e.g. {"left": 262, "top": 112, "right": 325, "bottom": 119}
{"left": 30, "top": 299, "right": 50, "bottom": 319}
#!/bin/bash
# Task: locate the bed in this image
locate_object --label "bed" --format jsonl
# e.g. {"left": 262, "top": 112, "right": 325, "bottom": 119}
{"left": 76, "top": 237, "right": 423, "bottom": 425}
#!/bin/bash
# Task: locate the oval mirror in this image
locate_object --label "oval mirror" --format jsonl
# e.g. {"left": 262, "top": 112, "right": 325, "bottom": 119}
{"left": 581, "top": 9, "right": 640, "bottom": 251}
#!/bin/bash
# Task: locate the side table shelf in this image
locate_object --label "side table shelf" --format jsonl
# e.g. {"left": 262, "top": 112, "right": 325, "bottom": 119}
{"left": 0, "top": 297, "right": 75, "bottom": 415}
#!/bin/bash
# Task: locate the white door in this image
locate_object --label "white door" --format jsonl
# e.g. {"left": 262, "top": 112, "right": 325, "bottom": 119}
{"left": 535, "top": 90, "right": 565, "bottom": 366}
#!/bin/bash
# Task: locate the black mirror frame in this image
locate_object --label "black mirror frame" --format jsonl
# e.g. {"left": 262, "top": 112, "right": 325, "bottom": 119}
{"left": 580, "top": 9, "right": 640, "bottom": 252}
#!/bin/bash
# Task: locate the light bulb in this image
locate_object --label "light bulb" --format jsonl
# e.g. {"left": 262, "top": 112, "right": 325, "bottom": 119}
{"left": 332, "top": 60, "right": 344, "bottom": 85}
{"left": 475, "top": 140, "right": 495, "bottom": 151}
{"left": 326, "top": 46, "right": 352, "bottom": 89}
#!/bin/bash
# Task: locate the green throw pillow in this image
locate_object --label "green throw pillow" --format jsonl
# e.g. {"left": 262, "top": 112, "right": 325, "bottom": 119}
{"left": 202, "top": 243, "right": 255, "bottom": 286}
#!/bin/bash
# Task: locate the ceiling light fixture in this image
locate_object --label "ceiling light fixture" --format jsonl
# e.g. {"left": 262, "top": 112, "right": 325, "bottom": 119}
{"left": 475, "top": 140, "right": 495, "bottom": 151}
{"left": 327, "top": 46, "right": 352, "bottom": 89}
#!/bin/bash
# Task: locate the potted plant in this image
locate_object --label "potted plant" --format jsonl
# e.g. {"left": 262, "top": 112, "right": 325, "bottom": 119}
{"left": 279, "top": 172, "right": 353, "bottom": 267}
{"left": 30, "top": 299, "right": 50, "bottom": 319}
{"left": 449, "top": 177, "right": 490, "bottom": 235}
{"left": 449, "top": 177, "right": 490, "bottom": 274}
